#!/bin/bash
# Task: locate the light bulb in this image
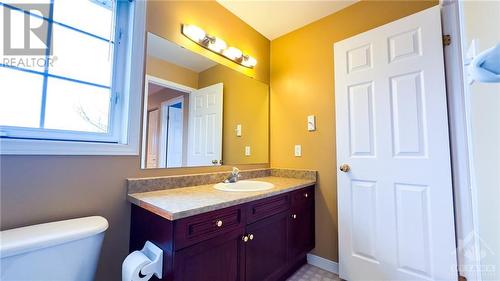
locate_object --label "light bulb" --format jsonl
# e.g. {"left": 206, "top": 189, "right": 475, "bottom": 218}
{"left": 208, "top": 37, "right": 227, "bottom": 53}
{"left": 223, "top": 47, "right": 243, "bottom": 60}
{"left": 242, "top": 56, "right": 257, "bottom": 68}
{"left": 182, "top": 24, "right": 206, "bottom": 42}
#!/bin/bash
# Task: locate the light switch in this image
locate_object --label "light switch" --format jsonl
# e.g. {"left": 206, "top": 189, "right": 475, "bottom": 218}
{"left": 245, "top": 146, "right": 251, "bottom": 156}
{"left": 307, "top": 115, "right": 316, "bottom": 131}
{"left": 236, "top": 124, "right": 242, "bottom": 137}
{"left": 294, "top": 145, "right": 302, "bottom": 157}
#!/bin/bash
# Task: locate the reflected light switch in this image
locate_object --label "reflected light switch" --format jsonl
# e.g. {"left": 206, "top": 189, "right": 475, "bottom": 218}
{"left": 307, "top": 115, "right": 316, "bottom": 131}
{"left": 294, "top": 145, "right": 301, "bottom": 157}
{"left": 236, "top": 124, "right": 242, "bottom": 137}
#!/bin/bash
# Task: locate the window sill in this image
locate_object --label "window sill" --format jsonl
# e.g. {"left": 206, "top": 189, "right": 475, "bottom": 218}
{"left": 0, "top": 138, "right": 139, "bottom": 155}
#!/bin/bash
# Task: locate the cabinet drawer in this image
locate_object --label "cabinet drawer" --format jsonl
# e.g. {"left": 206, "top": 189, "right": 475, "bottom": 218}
{"left": 291, "top": 186, "right": 314, "bottom": 208}
{"left": 247, "top": 194, "right": 290, "bottom": 224}
{"left": 174, "top": 206, "right": 244, "bottom": 250}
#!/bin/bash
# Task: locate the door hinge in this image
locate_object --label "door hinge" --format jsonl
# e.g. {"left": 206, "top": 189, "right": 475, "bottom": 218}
{"left": 443, "top": 34, "right": 451, "bottom": 46}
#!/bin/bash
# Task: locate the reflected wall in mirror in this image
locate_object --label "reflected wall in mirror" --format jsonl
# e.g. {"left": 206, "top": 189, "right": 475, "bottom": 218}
{"left": 141, "top": 33, "right": 269, "bottom": 169}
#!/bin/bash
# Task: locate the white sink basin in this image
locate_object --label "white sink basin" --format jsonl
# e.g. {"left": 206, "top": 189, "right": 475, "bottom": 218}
{"left": 214, "top": 180, "right": 274, "bottom": 192}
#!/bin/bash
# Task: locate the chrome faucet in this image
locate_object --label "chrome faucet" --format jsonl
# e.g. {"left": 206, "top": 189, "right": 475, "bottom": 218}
{"left": 224, "top": 167, "right": 241, "bottom": 183}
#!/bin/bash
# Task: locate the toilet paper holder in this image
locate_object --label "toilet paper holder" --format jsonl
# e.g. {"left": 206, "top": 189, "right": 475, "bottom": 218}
{"left": 139, "top": 241, "right": 162, "bottom": 279}
{"left": 123, "top": 241, "right": 163, "bottom": 281}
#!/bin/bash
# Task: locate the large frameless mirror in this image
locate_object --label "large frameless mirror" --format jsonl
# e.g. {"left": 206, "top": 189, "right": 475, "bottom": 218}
{"left": 141, "top": 33, "right": 269, "bottom": 169}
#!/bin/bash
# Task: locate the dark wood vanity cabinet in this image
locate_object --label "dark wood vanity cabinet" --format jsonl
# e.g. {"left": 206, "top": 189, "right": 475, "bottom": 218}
{"left": 244, "top": 211, "right": 289, "bottom": 281}
{"left": 129, "top": 185, "right": 315, "bottom": 281}
{"left": 174, "top": 228, "right": 244, "bottom": 281}
{"left": 289, "top": 188, "right": 315, "bottom": 260}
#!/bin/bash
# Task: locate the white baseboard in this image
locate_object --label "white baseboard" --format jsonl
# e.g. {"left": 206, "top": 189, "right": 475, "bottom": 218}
{"left": 306, "top": 253, "right": 339, "bottom": 274}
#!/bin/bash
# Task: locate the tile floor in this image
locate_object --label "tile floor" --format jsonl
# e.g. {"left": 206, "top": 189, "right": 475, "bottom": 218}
{"left": 287, "top": 264, "right": 340, "bottom": 281}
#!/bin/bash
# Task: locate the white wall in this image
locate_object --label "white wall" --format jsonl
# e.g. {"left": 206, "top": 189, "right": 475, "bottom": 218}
{"left": 462, "top": 1, "right": 500, "bottom": 280}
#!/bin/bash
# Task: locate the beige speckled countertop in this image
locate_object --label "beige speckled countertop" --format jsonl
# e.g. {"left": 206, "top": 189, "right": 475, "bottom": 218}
{"left": 127, "top": 176, "right": 316, "bottom": 220}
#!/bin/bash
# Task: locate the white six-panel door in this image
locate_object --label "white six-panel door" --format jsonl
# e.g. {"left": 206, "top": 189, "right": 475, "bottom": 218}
{"left": 187, "top": 83, "right": 223, "bottom": 166}
{"left": 334, "top": 6, "right": 457, "bottom": 281}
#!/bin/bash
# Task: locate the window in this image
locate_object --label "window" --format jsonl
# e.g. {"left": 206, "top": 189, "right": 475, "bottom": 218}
{"left": 0, "top": 0, "right": 145, "bottom": 154}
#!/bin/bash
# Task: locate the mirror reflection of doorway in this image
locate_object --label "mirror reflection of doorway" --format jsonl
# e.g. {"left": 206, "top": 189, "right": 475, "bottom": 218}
{"left": 143, "top": 75, "right": 224, "bottom": 169}
{"left": 161, "top": 97, "right": 184, "bottom": 168}
{"left": 145, "top": 78, "right": 190, "bottom": 169}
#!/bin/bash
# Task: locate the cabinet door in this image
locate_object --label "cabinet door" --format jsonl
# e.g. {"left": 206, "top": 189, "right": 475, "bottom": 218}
{"left": 288, "top": 205, "right": 315, "bottom": 260}
{"left": 174, "top": 228, "right": 244, "bottom": 281}
{"left": 244, "top": 212, "right": 288, "bottom": 281}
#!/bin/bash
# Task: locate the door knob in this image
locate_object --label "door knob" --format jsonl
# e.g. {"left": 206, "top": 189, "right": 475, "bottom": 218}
{"left": 339, "top": 164, "right": 350, "bottom": 173}
{"left": 215, "top": 220, "right": 223, "bottom": 227}
{"left": 249, "top": 234, "right": 254, "bottom": 240}
{"left": 242, "top": 235, "right": 249, "bottom": 242}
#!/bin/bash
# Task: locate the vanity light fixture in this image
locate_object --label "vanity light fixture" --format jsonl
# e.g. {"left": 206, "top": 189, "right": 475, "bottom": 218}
{"left": 181, "top": 24, "right": 257, "bottom": 68}
{"left": 207, "top": 37, "right": 227, "bottom": 53}
{"left": 181, "top": 24, "right": 206, "bottom": 42}
{"left": 223, "top": 47, "right": 243, "bottom": 60}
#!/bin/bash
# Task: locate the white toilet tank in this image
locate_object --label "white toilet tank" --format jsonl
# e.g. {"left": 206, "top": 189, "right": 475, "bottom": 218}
{"left": 0, "top": 216, "right": 108, "bottom": 281}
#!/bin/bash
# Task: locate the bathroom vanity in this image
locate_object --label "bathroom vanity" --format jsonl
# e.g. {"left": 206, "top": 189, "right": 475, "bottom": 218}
{"left": 127, "top": 171, "right": 315, "bottom": 281}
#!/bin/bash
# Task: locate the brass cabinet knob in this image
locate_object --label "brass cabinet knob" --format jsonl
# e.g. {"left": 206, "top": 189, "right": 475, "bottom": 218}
{"left": 304, "top": 193, "right": 309, "bottom": 198}
{"left": 292, "top": 214, "right": 297, "bottom": 219}
{"left": 215, "top": 220, "right": 223, "bottom": 227}
{"left": 249, "top": 234, "right": 254, "bottom": 240}
{"left": 339, "top": 164, "right": 350, "bottom": 173}
{"left": 242, "top": 235, "right": 249, "bottom": 242}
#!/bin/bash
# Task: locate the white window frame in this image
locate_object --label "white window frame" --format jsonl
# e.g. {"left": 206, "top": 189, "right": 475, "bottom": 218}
{"left": 0, "top": 0, "right": 146, "bottom": 155}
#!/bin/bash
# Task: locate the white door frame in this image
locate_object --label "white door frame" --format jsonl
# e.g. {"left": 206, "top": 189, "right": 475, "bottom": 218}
{"left": 159, "top": 95, "right": 184, "bottom": 168}
{"left": 441, "top": 1, "right": 482, "bottom": 280}
{"left": 141, "top": 75, "right": 195, "bottom": 169}
{"left": 146, "top": 109, "right": 160, "bottom": 168}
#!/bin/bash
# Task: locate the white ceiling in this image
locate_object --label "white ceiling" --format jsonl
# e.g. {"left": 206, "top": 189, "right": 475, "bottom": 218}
{"left": 147, "top": 33, "right": 217, "bottom": 73}
{"left": 216, "top": 0, "right": 359, "bottom": 40}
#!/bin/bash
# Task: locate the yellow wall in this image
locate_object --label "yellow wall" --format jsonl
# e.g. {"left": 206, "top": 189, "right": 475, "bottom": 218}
{"left": 199, "top": 65, "right": 269, "bottom": 164}
{"left": 146, "top": 56, "right": 198, "bottom": 89}
{"left": 147, "top": 0, "right": 270, "bottom": 83}
{"left": 270, "top": 0, "right": 437, "bottom": 262}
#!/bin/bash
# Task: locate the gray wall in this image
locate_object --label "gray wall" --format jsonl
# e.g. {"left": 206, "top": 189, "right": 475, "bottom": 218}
{"left": 0, "top": 155, "right": 266, "bottom": 280}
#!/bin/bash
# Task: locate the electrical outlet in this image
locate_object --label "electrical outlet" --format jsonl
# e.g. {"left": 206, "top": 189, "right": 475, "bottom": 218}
{"left": 294, "top": 145, "right": 301, "bottom": 157}
{"left": 245, "top": 146, "right": 251, "bottom": 156}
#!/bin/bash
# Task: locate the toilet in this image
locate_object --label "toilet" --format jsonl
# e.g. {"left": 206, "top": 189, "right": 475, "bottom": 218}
{"left": 0, "top": 216, "right": 108, "bottom": 281}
